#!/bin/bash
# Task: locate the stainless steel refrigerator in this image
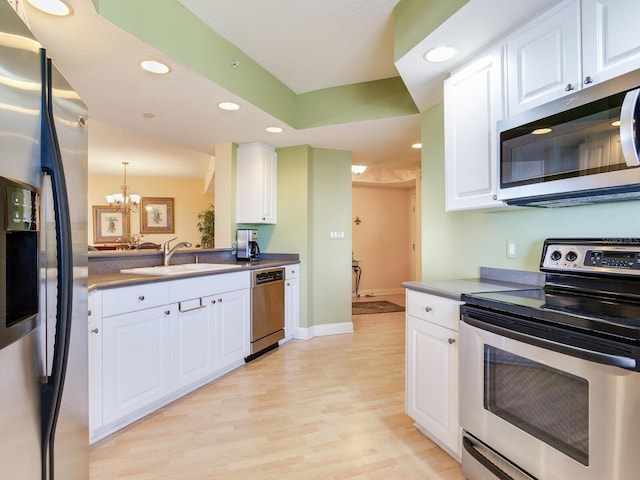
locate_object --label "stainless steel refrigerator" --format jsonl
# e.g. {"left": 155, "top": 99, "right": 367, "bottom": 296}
{"left": 0, "top": 1, "right": 89, "bottom": 479}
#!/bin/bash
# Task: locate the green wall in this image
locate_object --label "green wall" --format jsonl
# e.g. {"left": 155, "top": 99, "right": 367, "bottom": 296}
{"left": 308, "top": 148, "right": 353, "bottom": 326}
{"left": 394, "top": 0, "right": 469, "bottom": 60}
{"left": 267, "top": 146, "right": 311, "bottom": 328}
{"left": 421, "top": 103, "right": 640, "bottom": 280}
{"left": 254, "top": 146, "right": 352, "bottom": 329}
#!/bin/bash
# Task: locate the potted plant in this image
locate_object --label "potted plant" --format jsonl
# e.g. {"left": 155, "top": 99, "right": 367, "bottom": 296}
{"left": 196, "top": 204, "right": 215, "bottom": 248}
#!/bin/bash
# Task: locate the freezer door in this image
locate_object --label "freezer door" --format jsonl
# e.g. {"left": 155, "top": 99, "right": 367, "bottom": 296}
{"left": 0, "top": 1, "right": 44, "bottom": 478}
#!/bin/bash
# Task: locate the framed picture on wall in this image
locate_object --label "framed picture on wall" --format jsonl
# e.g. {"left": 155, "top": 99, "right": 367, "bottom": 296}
{"left": 92, "top": 205, "right": 129, "bottom": 243}
{"left": 140, "top": 197, "right": 174, "bottom": 234}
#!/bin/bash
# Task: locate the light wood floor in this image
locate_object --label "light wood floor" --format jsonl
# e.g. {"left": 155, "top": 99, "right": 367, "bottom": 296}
{"left": 90, "top": 295, "right": 465, "bottom": 480}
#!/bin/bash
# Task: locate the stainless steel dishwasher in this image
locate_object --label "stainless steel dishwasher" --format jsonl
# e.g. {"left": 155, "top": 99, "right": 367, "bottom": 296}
{"left": 248, "top": 267, "right": 285, "bottom": 360}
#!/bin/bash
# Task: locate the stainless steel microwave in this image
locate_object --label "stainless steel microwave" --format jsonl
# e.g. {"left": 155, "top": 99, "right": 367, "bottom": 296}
{"left": 497, "top": 69, "right": 640, "bottom": 207}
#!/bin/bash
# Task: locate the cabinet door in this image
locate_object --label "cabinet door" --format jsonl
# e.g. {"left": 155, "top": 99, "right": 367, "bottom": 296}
{"left": 444, "top": 49, "right": 505, "bottom": 211}
{"left": 170, "top": 298, "right": 214, "bottom": 391}
{"left": 581, "top": 0, "right": 640, "bottom": 86}
{"left": 102, "top": 306, "right": 171, "bottom": 426}
{"left": 88, "top": 291, "right": 102, "bottom": 438}
{"left": 211, "top": 289, "right": 250, "bottom": 371}
{"left": 236, "top": 142, "right": 277, "bottom": 224}
{"left": 284, "top": 277, "right": 299, "bottom": 341}
{"left": 506, "top": 1, "right": 581, "bottom": 116}
{"left": 260, "top": 146, "right": 277, "bottom": 223}
{"left": 406, "top": 315, "right": 459, "bottom": 457}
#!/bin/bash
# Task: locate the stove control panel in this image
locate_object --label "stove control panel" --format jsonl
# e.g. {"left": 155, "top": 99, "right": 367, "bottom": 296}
{"left": 541, "top": 240, "right": 640, "bottom": 276}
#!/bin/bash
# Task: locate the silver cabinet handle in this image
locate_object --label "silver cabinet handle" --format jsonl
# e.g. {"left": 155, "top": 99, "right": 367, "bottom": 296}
{"left": 565, "top": 83, "right": 574, "bottom": 91}
{"left": 620, "top": 87, "right": 640, "bottom": 167}
{"left": 424, "top": 306, "right": 432, "bottom": 313}
{"left": 448, "top": 338, "right": 456, "bottom": 345}
{"left": 91, "top": 328, "right": 99, "bottom": 334}
{"left": 584, "top": 76, "right": 593, "bottom": 85}
{"left": 178, "top": 298, "right": 205, "bottom": 313}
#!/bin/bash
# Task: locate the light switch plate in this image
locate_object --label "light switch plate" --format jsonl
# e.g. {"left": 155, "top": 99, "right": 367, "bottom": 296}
{"left": 507, "top": 239, "right": 518, "bottom": 259}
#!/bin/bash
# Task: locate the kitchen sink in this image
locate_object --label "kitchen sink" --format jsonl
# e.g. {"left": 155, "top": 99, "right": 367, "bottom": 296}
{"left": 120, "top": 263, "right": 242, "bottom": 276}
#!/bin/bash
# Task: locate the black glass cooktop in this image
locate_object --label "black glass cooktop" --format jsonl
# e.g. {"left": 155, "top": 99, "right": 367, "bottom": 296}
{"left": 462, "top": 288, "right": 640, "bottom": 342}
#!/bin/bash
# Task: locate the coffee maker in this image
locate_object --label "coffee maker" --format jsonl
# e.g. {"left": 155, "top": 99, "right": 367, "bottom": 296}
{"left": 236, "top": 229, "right": 260, "bottom": 261}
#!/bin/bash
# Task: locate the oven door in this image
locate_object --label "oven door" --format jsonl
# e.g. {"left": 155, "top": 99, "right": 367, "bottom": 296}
{"left": 460, "top": 319, "right": 640, "bottom": 480}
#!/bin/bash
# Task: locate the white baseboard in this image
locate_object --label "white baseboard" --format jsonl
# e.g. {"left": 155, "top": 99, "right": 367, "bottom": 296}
{"left": 293, "top": 321, "right": 354, "bottom": 340}
{"left": 353, "top": 287, "right": 405, "bottom": 298}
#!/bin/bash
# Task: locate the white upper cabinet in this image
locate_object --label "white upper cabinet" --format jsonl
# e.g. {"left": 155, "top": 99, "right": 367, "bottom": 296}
{"left": 444, "top": 48, "right": 505, "bottom": 211}
{"left": 236, "top": 142, "right": 277, "bottom": 224}
{"left": 506, "top": 0, "right": 581, "bottom": 116}
{"left": 507, "top": 0, "right": 640, "bottom": 116}
{"left": 581, "top": 0, "right": 640, "bottom": 86}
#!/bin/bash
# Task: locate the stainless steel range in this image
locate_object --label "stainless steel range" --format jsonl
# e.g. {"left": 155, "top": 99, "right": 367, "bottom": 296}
{"left": 460, "top": 238, "right": 640, "bottom": 480}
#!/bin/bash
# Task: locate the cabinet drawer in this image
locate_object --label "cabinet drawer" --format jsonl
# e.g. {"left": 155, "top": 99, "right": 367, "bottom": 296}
{"left": 102, "top": 282, "right": 170, "bottom": 317}
{"left": 406, "top": 289, "right": 462, "bottom": 331}
{"left": 170, "top": 271, "right": 250, "bottom": 302}
{"left": 285, "top": 264, "right": 299, "bottom": 280}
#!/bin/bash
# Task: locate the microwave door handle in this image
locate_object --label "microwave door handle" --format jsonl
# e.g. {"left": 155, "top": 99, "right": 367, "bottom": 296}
{"left": 619, "top": 87, "right": 640, "bottom": 167}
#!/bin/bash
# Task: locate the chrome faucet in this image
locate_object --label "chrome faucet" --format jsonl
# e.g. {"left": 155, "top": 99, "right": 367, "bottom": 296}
{"left": 162, "top": 237, "right": 192, "bottom": 266}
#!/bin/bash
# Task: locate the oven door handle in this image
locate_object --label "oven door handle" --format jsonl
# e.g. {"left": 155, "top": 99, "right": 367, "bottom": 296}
{"left": 463, "top": 314, "right": 637, "bottom": 370}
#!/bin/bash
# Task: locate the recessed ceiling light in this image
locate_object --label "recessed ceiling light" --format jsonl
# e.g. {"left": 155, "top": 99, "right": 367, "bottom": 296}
{"left": 139, "top": 60, "right": 171, "bottom": 74}
{"left": 412, "top": 143, "right": 422, "bottom": 149}
{"left": 265, "top": 126, "right": 283, "bottom": 133}
{"left": 532, "top": 128, "right": 552, "bottom": 135}
{"left": 218, "top": 101, "right": 240, "bottom": 111}
{"left": 26, "top": 0, "right": 71, "bottom": 16}
{"left": 424, "top": 46, "right": 457, "bottom": 63}
{"left": 351, "top": 165, "right": 367, "bottom": 174}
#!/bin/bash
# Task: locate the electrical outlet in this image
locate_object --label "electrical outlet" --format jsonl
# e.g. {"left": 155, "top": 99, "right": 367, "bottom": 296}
{"left": 507, "top": 239, "right": 518, "bottom": 259}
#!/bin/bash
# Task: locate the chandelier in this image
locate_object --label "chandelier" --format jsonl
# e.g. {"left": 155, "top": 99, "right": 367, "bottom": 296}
{"left": 105, "top": 161, "right": 140, "bottom": 216}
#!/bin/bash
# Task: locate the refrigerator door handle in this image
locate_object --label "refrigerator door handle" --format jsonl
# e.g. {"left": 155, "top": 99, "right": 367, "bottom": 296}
{"left": 39, "top": 51, "right": 74, "bottom": 480}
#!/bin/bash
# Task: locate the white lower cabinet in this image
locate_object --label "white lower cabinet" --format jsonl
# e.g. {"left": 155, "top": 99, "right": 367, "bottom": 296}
{"left": 283, "top": 264, "right": 300, "bottom": 342}
{"left": 405, "top": 289, "right": 462, "bottom": 460}
{"left": 102, "top": 305, "right": 172, "bottom": 426}
{"left": 171, "top": 298, "right": 214, "bottom": 391}
{"left": 91, "top": 272, "right": 252, "bottom": 443}
{"left": 210, "top": 288, "right": 250, "bottom": 372}
{"left": 88, "top": 290, "right": 102, "bottom": 438}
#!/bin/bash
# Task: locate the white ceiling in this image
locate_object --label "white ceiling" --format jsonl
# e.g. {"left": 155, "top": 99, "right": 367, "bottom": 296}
{"left": 21, "top": 0, "right": 562, "bottom": 178}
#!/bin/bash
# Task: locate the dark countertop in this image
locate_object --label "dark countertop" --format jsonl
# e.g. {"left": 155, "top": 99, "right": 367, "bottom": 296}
{"left": 402, "top": 267, "right": 545, "bottom": 301}
{"left": 89, "top": 258, "right": 299, "bottom": 291}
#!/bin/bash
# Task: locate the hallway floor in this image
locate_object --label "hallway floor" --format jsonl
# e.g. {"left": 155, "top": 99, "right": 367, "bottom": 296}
{"left": 89, "top": 294, "right": 465, "bottom": 479}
